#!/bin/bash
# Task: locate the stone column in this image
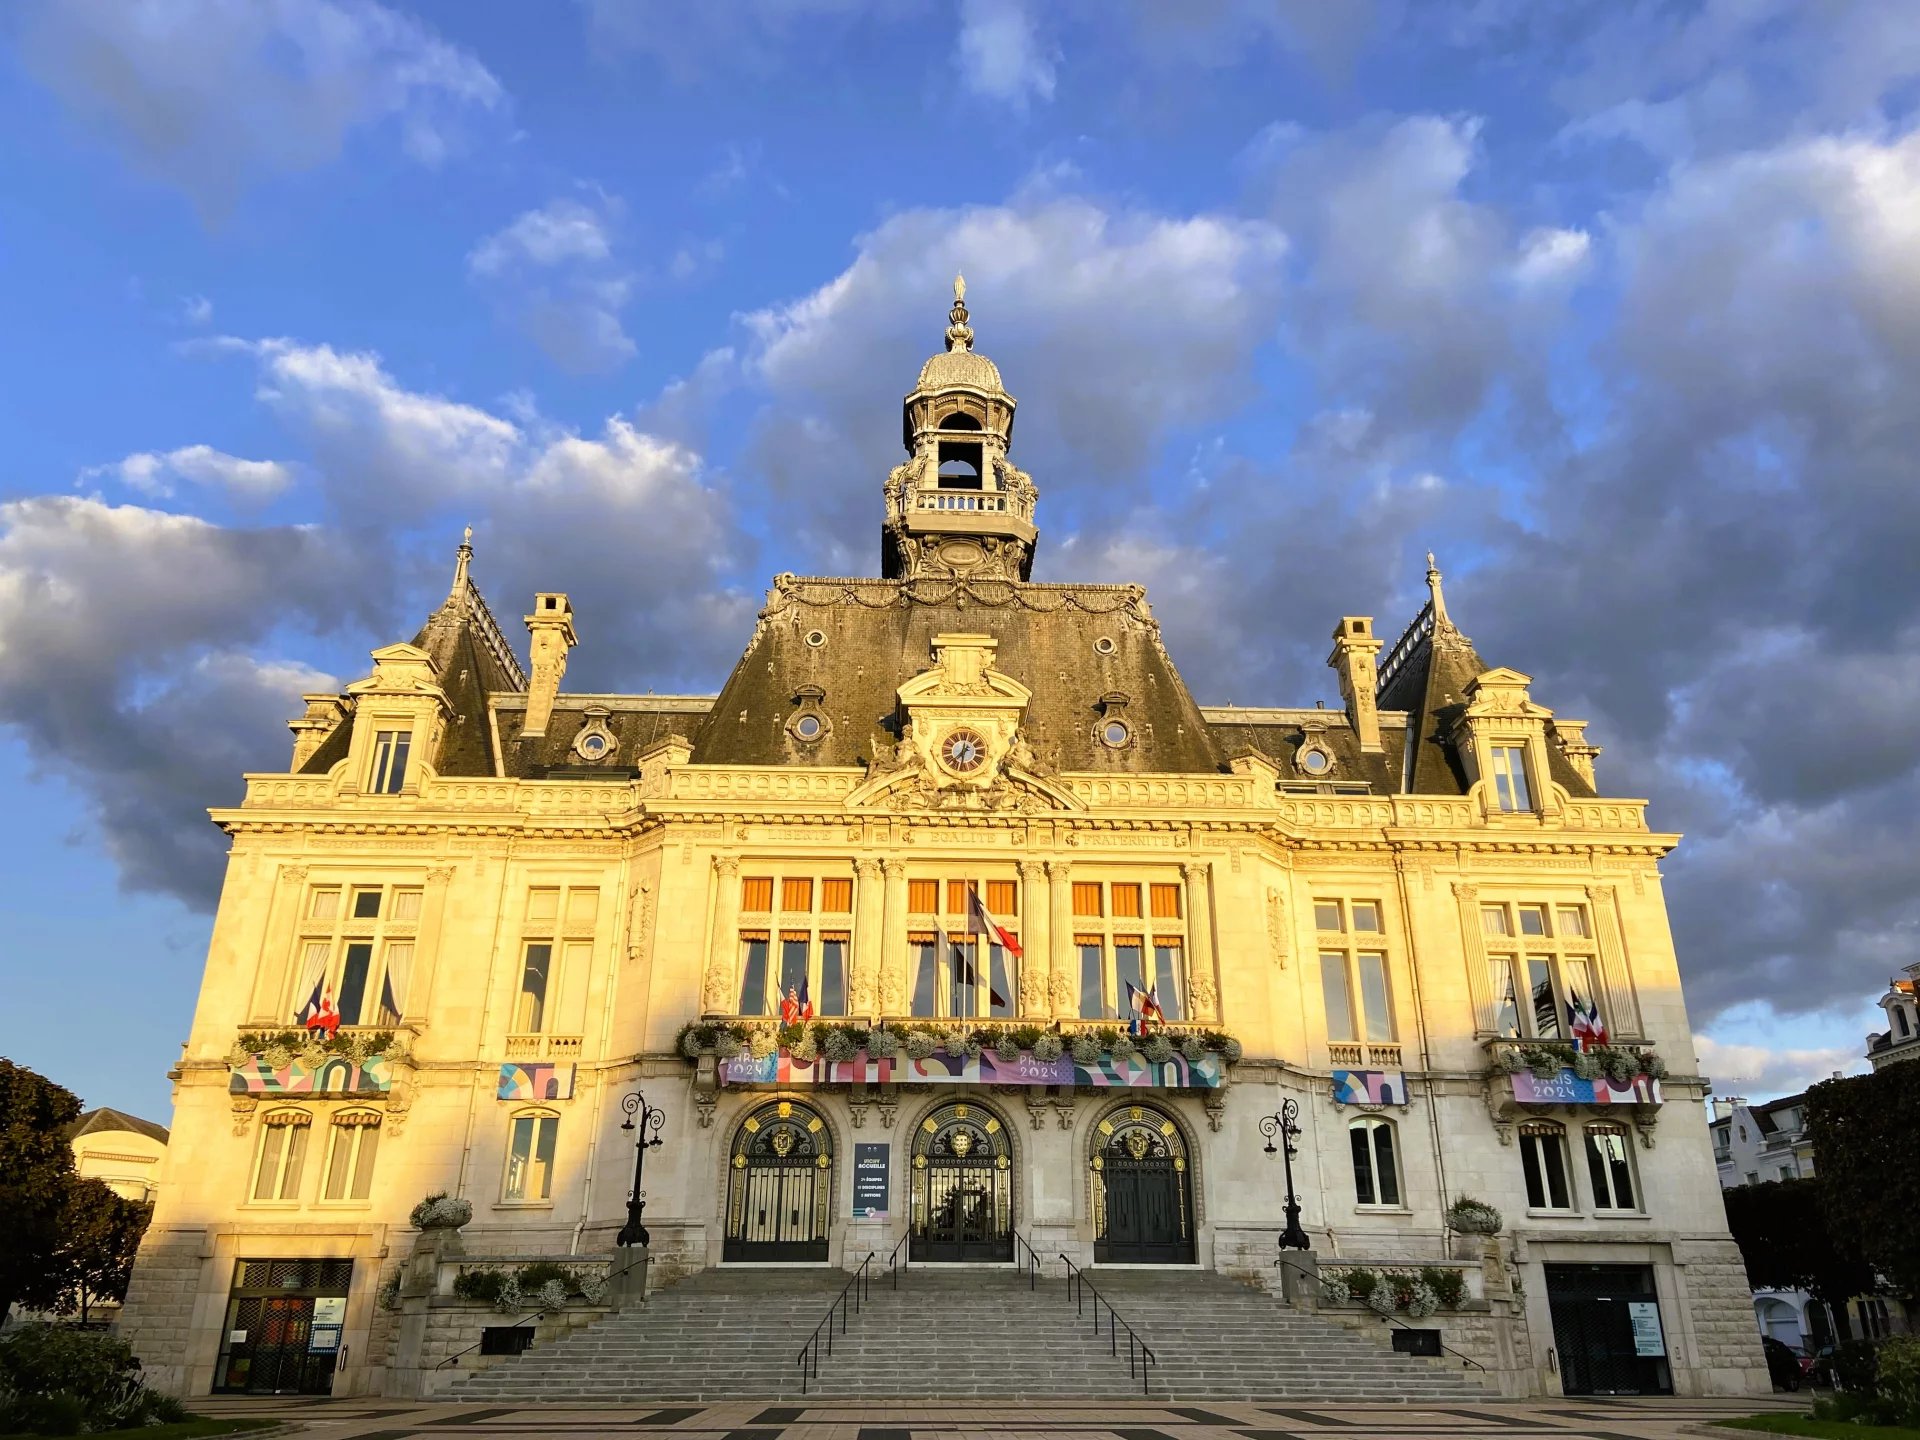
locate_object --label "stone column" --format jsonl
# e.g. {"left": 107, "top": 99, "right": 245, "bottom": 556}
{"left": 879, "top": 858, "right": 908, "bottom": 1015}
{"left": 1453, "top": 881, "right": 1495, "bottom": 1035}
{"left": 1585, "top": 883, "right": 1644, "bottom": 1040}
{"left": 1182, "top": 859, "right": 1220, "bottom": 1023}
{"left": 701, "top": 857, "right": 741, "bottom": 1015}
{"left": 404, "top": 865, "right": 457, "bottom": 1030}
{"left": 1018, "top": 859, "right": 1049, "bottom": 1017}
{"left": 1047, "top": 859, "right": 1075, "bottom": 1018}
{"left": 246, "top": 863, "right": 309, "bottom": 1024}
{"left": 851, "top": 858, "right": 884, "bottom": 1017}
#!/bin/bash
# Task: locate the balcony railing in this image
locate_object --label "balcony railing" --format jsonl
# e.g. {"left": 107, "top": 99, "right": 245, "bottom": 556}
{"left": 919, "top": 491, "right": 1007, "bottom": 512}
{"left": 504, "top": 1034, "right": 583, "bottom": 1061}
{"left": 1328, "top": 1043, "right": 1403, "bottom": 1069}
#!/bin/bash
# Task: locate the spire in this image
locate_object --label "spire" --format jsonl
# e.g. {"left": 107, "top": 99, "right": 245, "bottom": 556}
{"left": 1425, "top": 550, "right": 1453, "bottom": 631}
{"left": 448, "top": 525, "right": 474, "bottom": 606}
{"left": 945, "top": 273, "right": 974, "bottom": 353}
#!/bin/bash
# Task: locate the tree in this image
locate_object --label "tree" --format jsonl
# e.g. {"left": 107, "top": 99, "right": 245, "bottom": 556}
{"left": 51, "top": 1179, "right": 152, "bottom": 1324}
{"left": 0, "top": 1060, "right": 82, "bottom": 1325}
{"left": 1807, "top": 1065, "right": 1920, "bottom": 1298}
{"left": 1722, "top": 1176, "right": 1876, "bottom": 1326}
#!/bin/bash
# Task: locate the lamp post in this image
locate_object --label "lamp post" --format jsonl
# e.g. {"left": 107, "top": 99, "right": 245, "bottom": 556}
{"left": 1259, "top": 1098, "right": 1311, "bottom": 1252}
{"left": 615, "top": 1091, "right": 665, "bottom": 1249}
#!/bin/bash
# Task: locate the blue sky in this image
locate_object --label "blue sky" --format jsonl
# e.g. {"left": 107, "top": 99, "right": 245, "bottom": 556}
{"left": 3, "top": 0, "right": 1916, "bottom": 1120}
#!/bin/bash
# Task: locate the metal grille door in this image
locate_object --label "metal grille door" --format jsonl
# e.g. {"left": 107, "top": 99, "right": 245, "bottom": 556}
{"left": 1092, "top": 1107, "right": 1194, "bottom": 1264}
{"left": 724, "top": 1100, "right": 832, "bottom": 1262}
{"left": 911, "top": 1102, "right": 1013, "bottom": 1262}
{"left": 1546, "top": 1264, "right": 1673, "bottom": 1396}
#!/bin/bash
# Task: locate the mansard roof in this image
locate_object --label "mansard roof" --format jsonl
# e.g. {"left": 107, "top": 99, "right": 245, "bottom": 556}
{"left": 71, "top": 1107, "right": 170, "bottom": 1146}
{"left": 1201, "top": 707, "right": 1409, "bottom": 793}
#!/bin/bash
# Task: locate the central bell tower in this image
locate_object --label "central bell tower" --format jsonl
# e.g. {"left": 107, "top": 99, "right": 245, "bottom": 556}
{"left": 881, "top": 277, "right": 1039, "bottom": 582}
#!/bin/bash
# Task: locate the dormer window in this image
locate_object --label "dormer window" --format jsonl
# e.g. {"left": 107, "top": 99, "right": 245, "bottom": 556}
{"left": 369, "top": 729, "right": 411, "bottom": 794}
{"left": 1489, "top": 744, "right": 1532, "bottom": 812}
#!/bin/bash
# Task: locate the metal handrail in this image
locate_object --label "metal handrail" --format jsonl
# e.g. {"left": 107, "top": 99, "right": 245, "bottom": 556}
{"left": 886, "top": 1228, "right": 911, "bottom": 1290}
{"left": 1058, "top": 1254, "right": 1158, "bottom": 1397}
{"left": 1010, "top": 1230, "right": 1041, "bottom": 1291}
{"left": 1276, "top": 1254, "right": 1486, "bottom": 1373}
{"left": 796, "top": 1251, "right": 874, "bottom": 1395}
{"left": 434, "top": 1250, "right": 643, "bottom": 1371}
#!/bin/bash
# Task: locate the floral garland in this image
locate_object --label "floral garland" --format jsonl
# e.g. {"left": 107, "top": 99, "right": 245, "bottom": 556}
{"left": 1491, "top": 1041, "right": 1667, "bottom": 1084}
{"left": 673, "top": 1018, "right": 1243, "bottom": 1067}
{"left": 229, "top": 1027, "right": 397, "bottom": 1070}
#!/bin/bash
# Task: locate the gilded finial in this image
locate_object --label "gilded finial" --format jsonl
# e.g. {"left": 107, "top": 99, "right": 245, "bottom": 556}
{"left": 1425, "top": 550, "right": 1453, "bottom": 629}
{"left": 449, "top": 525, "right": 474, "bottom": 603}
{"left": 954, "top": 272, "right": 966, "bottom": 303}
{"left": 945, "top": 274, "right": 973, "bottom": 352}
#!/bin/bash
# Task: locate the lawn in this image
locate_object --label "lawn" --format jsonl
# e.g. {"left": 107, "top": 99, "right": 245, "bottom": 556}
{"left": 1716, "top": 1415, "right": 1920, "bottom": 1440}
{"left": 0, "top": 1420, "right": 278, "bottom": 1440}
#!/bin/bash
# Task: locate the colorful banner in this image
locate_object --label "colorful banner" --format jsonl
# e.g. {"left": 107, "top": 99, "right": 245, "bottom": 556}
{"left": 229, "top": 1054, "right": 392, "bottom": 1095}
{"left": 718, "top": 1047, "right": 1224, "bottom": 1089}
{"left": 1332, "top": 1070, "right": 1408, "bottom": 1106}
{"left": 498, "top": 1061, "right": 576, "bottom": 1101}
{"left": 1510, "top": 1068, "right": 1662, "bottom": 1106}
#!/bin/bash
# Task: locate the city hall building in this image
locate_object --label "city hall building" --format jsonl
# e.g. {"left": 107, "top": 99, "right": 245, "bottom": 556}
{"left": 119, "top": 287, "right": 1764, "bottom": 1400}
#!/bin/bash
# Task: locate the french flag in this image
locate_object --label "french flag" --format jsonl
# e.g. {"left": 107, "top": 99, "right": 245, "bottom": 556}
{"left": 1125, "top": 981, "right": 1164, "bottom": 1037}
{"left": 299, "top": 983, "right": 340, "bottom": 1038}
{"left": 1567, "top": 993, "right": 1608, "bottom": 1051}
{"left": 966, "top": 887, "right": 1023, "bottom": 962}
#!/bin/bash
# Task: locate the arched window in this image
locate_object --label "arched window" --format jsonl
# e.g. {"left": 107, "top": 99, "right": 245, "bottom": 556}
{"left": 1584, "top": 1122, "right": 1637, "bottom": 1211}
{"left": 251, "top": 1110, "right": 312, "bottom": 1203}
{"left": 1348, "top": 1117, "right": 1401, "bottom": 1208}
{"left": 503, "top": 1109, "right": 559, "bottom": 1203}
{"left": 1519, "top": 1120, "right": 1573, "bottom": 1211}
{"left": 938, "top": 412, "right": 982, "bottom": 431}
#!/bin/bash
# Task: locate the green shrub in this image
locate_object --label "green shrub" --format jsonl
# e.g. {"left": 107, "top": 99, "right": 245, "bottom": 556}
{"left": 1344, "top": 1268, "right": 1379, "bottom": 1299}
{"left": 0, "top": 1324, "right": 185, "bottom": 1435}
{"left": 452, "top": 1269, "right": 507, "bottom": 1302}
{"left": 1420, "top": 1265, "right": 1467, "bottom": 1308}
{"left": 1813, "top": 1389, "right": 1904, "bottom": 1426}
{"left": 516, "top": 1261, "right": 577, "bottom": 1293}
{"left": 1878, "top": 1333, "right": 1920, "bottom": 1424}
{"left": 1832, "top": 1337, "right": 1881, "bottom": 1394}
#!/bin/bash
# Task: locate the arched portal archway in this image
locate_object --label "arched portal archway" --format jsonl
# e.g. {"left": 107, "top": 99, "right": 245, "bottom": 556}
{"left": 723, "top": 1099, "right": 833, "bottom": 1262}
{"left": 910, "top": 1100, "right": 1014, "bottom": 1262}
{"left": 1091, "top": 1103, "right": 1195, "bottom": 1264}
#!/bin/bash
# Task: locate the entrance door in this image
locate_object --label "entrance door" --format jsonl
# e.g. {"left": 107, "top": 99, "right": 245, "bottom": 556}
{"left": 1093, "top": 1106, "right": 1195, "bottom": 1264}
{"left": 214, "top": 1259, "right": 351, "bottom": 1395}
{"left": 1545, "top": 1263, "right": 1673, "bottom": 1395}
{"left": 911, "top": 1102, "right": 1013, "bottom": 1262}
{"left": 724, "top": 1099, "right": 832, "bottom": 1262}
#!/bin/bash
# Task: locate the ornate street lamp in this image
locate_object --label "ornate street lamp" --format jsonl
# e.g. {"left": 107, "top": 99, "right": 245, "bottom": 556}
{"left": 1259, "top": 1098, "right": 1312, "bottom": 1252}
{"left": 615, "top": 1091, "right": 666, "bottom": 1249}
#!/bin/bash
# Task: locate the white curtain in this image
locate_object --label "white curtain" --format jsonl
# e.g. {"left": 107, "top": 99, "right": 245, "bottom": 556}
{"left": 378, "top": 941, "right": 414, "bottom": 1026}
{"left": 291, "top": 940, "right": 331, "bottom": 1022}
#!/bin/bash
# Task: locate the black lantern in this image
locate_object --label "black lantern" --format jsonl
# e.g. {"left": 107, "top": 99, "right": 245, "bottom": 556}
{"left": 1258, "top": 1098, "right": 1311, "bottom": 1251}
{"left": 615, "top": 1091, "right": 666, "bottom": 1249}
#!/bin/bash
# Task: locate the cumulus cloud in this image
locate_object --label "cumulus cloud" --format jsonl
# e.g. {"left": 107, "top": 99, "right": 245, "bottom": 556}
{"left": 20, "top": 0, "right": 504, "bottom": 216}
{"left": 468, "top": 197, "right": 636, "bottom": 371}
{"left": 1694, "top": 1033, "right": 1865, "bottom": 1100}
{"left": 81, "top": 444, "right": 296, "bottom": 500}
{"left": 956, "top": 0, "right": 1056, "bottom": 108}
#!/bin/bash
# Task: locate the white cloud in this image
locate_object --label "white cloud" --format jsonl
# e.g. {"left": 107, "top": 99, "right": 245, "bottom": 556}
{"left": 83, "top": 444, "right": 296, "bottom": 500}
{"left": 180, "top": 294, "right": 214, "bottom": 326}
{"left": 468, "top": 200, "right": 615, "bottom": 277}
{"left": 467, "top": 197, "right": 636, "bottom": 371}
{"left": 1693, "top": 1034, "right": 1866, "bottom": 1101}
{"left": 1512, "top": 226, "right": 1593, "bottom": 288}
{"left": 20, "top": 0, "right": 504, "bottom": 216}
{"left": 957, "top": 0, "right": 1057, "bottom": 108}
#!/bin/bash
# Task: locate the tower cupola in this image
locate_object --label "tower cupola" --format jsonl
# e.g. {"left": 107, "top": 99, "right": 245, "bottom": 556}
{"left": 882, "top": 276, "right": 1039, "bottom": 582}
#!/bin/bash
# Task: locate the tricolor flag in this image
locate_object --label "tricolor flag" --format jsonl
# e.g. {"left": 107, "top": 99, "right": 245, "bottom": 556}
{"left": 966, "top": 887, "right": 1024, "bottom": 962}
{"left": 1125, "top": 980, "right": 1165, "bottom": 1037}
{"left": 300, "top": 984, "right": 340, "bottom": 1038}
{"left": 780, "top": 982, "right": 814, "bottom": 1025}
{"left": 1567, "top": 992, "right": 1608, "bottom": 1051}
{"left": 937, "top": 921, "right": 1008, "bottom": 1011}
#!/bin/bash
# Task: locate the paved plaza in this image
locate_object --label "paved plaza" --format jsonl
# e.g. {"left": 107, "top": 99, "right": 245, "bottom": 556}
{"left": 194, "top": 1395, "right": 1809, "bottom": 1440}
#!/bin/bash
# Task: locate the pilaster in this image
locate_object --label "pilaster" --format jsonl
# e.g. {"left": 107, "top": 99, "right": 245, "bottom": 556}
{"left": 1047, "top": 859, "right": 1074, "bottom": 1018}
{"left": 1183, "top": 859, "right": 1220, "bottom": 1022}
{"left": 701, "top": 857, "right": 741, "bottom": 1015}
{"left": 852, "top": 858, "right": 884, "bottom": 1016}
{"left": 1018, "top": 859, "right": 1048, "bottom": 1016}
{"left": 1586, "top": 883, "right": 1645, "bottom": 1040}
{"left": 1454, "top": 880, "right": 1496, "bottom": 1035}
{"left": 880, "top": 858, "right": 908, "bottom": 1014}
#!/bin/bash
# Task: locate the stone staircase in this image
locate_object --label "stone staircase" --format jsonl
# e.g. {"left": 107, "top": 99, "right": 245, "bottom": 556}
{"left": 446, "top": 1264, "right": 1492, "bottom": 1403}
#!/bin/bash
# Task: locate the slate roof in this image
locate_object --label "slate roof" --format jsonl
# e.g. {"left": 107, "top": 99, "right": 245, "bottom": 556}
{"left": 496, "top": 695, "right": 712, "bottom": 778}
{"left": 1200, "top": 707, "right": 1408, "bottom": 792}
{"left": 71, "top": 1108, "right": 170, "bottom": 1146}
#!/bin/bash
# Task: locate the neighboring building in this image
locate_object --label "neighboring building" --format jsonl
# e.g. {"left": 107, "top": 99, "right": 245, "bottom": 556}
{"left": 71, "top": 1108, "right": 170, "bottom": 1203}
{"left": 1709, "top": 1095, "right": 1818, "bottom": 1346}
{"left": 118, "top": 284, "right": 1765, "bottom": 1402}
{"left": 1866, "top": 964, "right": 1920, "bottom": 1070}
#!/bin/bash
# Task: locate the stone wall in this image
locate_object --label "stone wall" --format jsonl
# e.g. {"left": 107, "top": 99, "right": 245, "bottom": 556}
{"left": 1676, "top": 1239, "right": 1770, "bottom": 1396}
{"left": 410, "top": 1298, "right": 608, "bottom": 1396}
{"left": 112, "top": 1227, "right": 208, "bottom": 1395}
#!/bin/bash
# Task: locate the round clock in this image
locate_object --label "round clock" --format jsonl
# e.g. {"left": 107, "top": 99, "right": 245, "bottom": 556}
{"left": 940, "top": 728, "right": 988, "bottom": 773}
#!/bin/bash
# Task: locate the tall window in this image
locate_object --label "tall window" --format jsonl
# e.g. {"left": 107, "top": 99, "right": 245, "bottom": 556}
{"left": 1519, "top": 1121, "right": 1573, "bottom": 1210}
{"left": 1349, "top": 1117, "right": 1401, "bottom": 1207}
{"left": 1584, "top": 1123, "right": 1637, "bottom": 1211}
{"left": 369, "top": 729, "right": 412, "bottom": 794}
{"left": 1484, "top": 901, "right": 1604, "bottom": 1041}
{"left": 1315, "top": 900, "right": 1394, "bottom": 1046}
{"left": 504, "top": 1113, "right": 558, "bottom": 1202}
{"left": 737, "top": 871, "right": 855, "bottom": 1016}
{"left": 1069, "top": 877, "right": 1185, "bottom": 1021}
{"left": 513, "top": 886, "right": 598, "bottom": 1038}
{"left": 905, "top": 875, "right": 1021, "bottom": 1020}
{"left": 322, "top": 1115, "right": 381, "bottom": 1202}
{"left": 251, "top": 1114, "right": 311, "bottom": 1202}
{"left": 290, "top": 880, "right": 425, "bottom": 1029}
{"left": 516, "top": 944, "right": 551, "bottom": 1031}
{"left": 1488, "top": 744, "right": 1532, "bottom": 812}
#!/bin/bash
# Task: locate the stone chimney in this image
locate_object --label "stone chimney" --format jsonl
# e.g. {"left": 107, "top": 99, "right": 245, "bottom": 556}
{"left": 1327, "top": 616, "right": 1384, "bottom": 753}
{"left": 522, "top": 593, "right": 577, "bottom": 739}
{"left": 1552, "top": 718, "right": 1602, "bottom": 789}
{"left": 288, "top": 693, "right": 350, "bottom": 770}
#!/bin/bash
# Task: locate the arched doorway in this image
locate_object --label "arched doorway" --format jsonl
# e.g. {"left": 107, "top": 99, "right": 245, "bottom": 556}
{"left": 1091, "top": 1104, "right": 1195, "bottom": 1264}
{"left": 723, "top": 1099, "right": 832, "bottom": 1262}
{"left": 910, "top": 1101, "right": 1013, "bottom": 1262}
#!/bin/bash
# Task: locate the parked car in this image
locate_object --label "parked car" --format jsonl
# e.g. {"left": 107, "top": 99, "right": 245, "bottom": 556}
{"left": 1762, "top": 1336, "right": 1804, "bottom": 1391}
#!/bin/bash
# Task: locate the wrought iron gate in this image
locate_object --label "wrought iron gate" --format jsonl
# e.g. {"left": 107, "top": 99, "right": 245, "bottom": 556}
{"left": 1545, "top": 1263, "right": 1672, "bottom": 1395}
{"left": 724, "top": 1099, "right": 832, "bottom": 1262}
{"left": 1092, "top": 1106, "right": 1194, "bottom": 1264}
{"left": 911, "top": 1102, "right": 1013, "bottom": 1262}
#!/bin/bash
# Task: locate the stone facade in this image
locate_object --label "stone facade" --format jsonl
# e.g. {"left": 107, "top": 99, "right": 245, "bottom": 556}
{"left": 117, "top": 285, "right": 1766, "bottom": 1400}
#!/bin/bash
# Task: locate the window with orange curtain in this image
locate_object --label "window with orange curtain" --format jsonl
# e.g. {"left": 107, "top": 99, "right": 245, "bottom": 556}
{"left": 946, "top": 880, "right": 972, "bottom": 914}
{"left": 1072, "top": 883, "right": 1103, "bottom": 917}
{"left": 781, "top": 877, "right": 814, "bottom": 912}
{"left": 985, "top": 879, "right": 1017, "bottom": 914}
{"left": 908, "top": 879, "right": 938, "bottom": 913}
{"left": 820, "top": 877, "right": 853, "bottom": 913}
{"left": 1150, "top": 883, "right": 1182, "bottom": 919}
{"left": 1111, "top": 883, "right": 1143, "bottom": 918}
{"left": 740, "top": 876, "right": 774, "bottom": 912}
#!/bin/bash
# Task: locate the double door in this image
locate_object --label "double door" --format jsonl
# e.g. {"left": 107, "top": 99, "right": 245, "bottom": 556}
{"left": 214, "top": 1258, "right": 351, "bottom": 1395}
{"left": 1546, "top": 1264, "right": 1673, "bottom": 1395}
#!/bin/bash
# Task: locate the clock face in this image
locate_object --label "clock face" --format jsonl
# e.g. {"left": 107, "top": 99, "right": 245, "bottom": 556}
{"left": 940, "top": 728, "right": 988, "bottom": 773}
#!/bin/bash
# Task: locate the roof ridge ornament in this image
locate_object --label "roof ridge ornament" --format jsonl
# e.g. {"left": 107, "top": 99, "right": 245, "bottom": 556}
{"left": 945, "top": 272, "right": 973, "bottom": 353}
{"left": 1426, "top": 549, "right": 1454, "bottom": 631}
{"left": 449, "top": 525, "right": 474, "bottom": 607}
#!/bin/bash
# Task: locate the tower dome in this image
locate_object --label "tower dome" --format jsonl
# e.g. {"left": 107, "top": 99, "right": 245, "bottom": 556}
{"left": 882, "top": 277, "right": 1038, "bottom": 583}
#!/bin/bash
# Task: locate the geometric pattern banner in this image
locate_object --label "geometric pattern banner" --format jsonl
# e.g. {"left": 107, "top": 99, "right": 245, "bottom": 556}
{"left": 497, "top": 1061, "right": 576, "bottom": 1101}
{"left": 718, "top": 1047, "right": 1224, "bottom": 1089}
{"left": 228, "top": 1054, "right": 393, "bottom": 1095}
{"left": 1331, "top": 1069, "right": 1409, "bottom": 1105}
{"left": 1510, "top": 1068, "right": 1663, "bottom": 1106}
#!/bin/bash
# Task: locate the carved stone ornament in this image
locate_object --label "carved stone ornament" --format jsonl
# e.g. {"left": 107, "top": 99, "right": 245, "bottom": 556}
{"left": 230, "top": 1093, "right": 259, "bottom": 1137}
{"left": 571, "top": 708, "right": 619, "bottom": 765}
{"left": 1265, "top": 886, "right": 1290, "bottom": 970}
{"left": 1203, "top": 1091, "right": 1227, "bottom": 1133}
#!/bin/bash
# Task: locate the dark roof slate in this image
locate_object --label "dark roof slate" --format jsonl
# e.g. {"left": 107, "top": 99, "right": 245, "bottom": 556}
{"left": 496, "top": 697, "right": 712, "bottom": 778}
{"left": 1201, "top": 709, "right": 1407, "bottom": 792}
{"left": 70, "top": 1108, "right": 170, "bottom": 1145}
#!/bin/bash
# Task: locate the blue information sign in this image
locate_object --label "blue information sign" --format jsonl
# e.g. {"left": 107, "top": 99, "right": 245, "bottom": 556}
{"left": 853, "top": 1142, "right": 890, "bottom": 1218}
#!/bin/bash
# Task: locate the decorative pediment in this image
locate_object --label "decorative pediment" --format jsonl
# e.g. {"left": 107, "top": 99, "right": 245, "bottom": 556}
{"left": 894, "top": 633, "right": 1032, "bottom": 793}
{"left": 1461, "top": 667, "right": 1553, "bottom": 722}
{"left": 347, "top": 643, "right": 443, "bottom": 698}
